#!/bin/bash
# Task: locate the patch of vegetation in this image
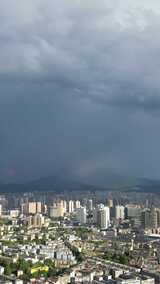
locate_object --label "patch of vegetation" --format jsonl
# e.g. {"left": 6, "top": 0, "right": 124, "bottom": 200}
{"left": 102, "top": 251, "right": 131, "bottom": 265}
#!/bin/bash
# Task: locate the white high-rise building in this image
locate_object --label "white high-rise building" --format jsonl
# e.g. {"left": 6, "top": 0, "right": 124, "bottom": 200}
{"left": 98, "top": 206, "right": 110, "bottom": 229}
{"left": 115, "top": 205, "right": 125, "bottom": 220}
{"left": 75, "top": 200, "right": 81, "bottom": 210}
{"left": 76, "top": 207, "right": 87, "bottom": 224}
{"left": 61, "top": 200, "right": 67, "bottom": 213}
{"left": 68, "top": 200, "right": 74, "bottom": 213}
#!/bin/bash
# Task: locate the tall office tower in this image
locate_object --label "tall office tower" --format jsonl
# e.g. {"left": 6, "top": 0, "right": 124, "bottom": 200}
{"left": 76, "top": 207, "right": 87, "bottom": 224}
{"left": 75, "top": 200, "right": 81, "bottom": 210}
{"left": 141, "top": 209, "right": 151, "bottom": 229}
{"left": 151, "top": 208, "right": 158, "bottom": 229}
{"left": 88, "top": 199, "right": 93, "bottom": 211}
{"left": 98, "top": 206, "right": 110, "bottom": 229}
{"left": 69, "top": 200, "right": 74, "bottom": 213}
{"left": 115, "top": 205, "right": 125, "bottom": 220}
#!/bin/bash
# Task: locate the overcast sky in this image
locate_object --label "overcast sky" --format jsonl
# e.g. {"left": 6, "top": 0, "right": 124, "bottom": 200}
{"left": 0, "top": 0, "right": 160, "bottom": 184}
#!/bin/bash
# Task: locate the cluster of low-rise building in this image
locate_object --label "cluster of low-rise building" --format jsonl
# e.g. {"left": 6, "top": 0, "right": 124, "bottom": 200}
{"left": 69, "top": 259, "right": 155, "bottom": 284}
{"left": 1, "top": 240, "right": 76, "bottom": 266}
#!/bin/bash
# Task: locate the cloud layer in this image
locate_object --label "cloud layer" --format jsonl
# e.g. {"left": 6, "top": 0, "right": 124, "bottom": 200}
{"left": 0, "top": 0, "right": 160, "bottom": 183}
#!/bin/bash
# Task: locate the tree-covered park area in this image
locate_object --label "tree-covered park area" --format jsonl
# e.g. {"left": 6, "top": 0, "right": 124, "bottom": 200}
{"left": 102, "top": 251, "right": 132, "bottom": 265}
{"left": 0, "top": 257, "right": 67, "bottom": 281}
{"left": 74, "top": 226, "right": 92, "bottom": 240}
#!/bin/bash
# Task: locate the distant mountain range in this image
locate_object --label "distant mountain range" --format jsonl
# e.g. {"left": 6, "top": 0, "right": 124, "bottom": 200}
{"left": 0, "top": 175, "right": 159, "bottom": 194}
{"left": 0, "top": 176, "right": 99, "bottom": 194}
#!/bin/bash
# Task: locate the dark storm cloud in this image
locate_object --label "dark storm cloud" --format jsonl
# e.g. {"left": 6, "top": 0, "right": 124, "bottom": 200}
{"left": 0, "top": 0, "right": 160, "bottom": 183}
{"left": 0, "top": 0, "right": 160, "bottom": 110}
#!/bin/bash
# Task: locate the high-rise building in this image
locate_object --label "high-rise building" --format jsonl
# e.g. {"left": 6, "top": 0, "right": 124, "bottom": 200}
{"left": 151, "top": 208, "right": 158, "bottom": 229}
{"left": 88, "top": 199, "right": 93, "bottom": 211}
{"left": 36, "top": 202, "right": 42, "bottom": 213}
{"left": 93, "top": 204, "right": 104, "bottom": 224}
{"left": 28, "top": 213, "right": 45, "bottom": 227}
{"left": 0, "top": 196, "right": 7, "bottom": 212}
{"left": 75, "top": 200, "right": 81, "bottom": 210}
{"left": 115, "top": 205, "right": 125, "bottom": 220}
{"left": 125, "top": 205, "right": 141, "bottom": 219}
{"left": 68, "top": 200, "right": 74, "bottom": 213}
{"left": 106, "top": 199, "right": 113, "bottom": 208}
{"left": 156, "top": 209, "right": 160, "bottom": 227}
{"left": 26, "top": 202, "right": 42, "bottom": 215}
{"left": 28, "top": 202, "right": 37, "bottom": 214}
{"left": 42, "top": 204, "right": 47, "bottom": 214}
{"left": 93, "top": 207, "right": 98, "bottom": 224}
{"left": 49, "top": 202, "right": 65, "bottom": 218}
{"left": 141, "top": 209, "right": 151, "bottom": 229}
{"left": 76, "top": 207, "right": 87, "bottom": 224}
{"left": 21, "top": 203, "right": 28, "bottom": 215}
{"left": 62, "top": 200, "right": 67, "bottom": 213}
{"left": 140, "top": 208, "right": 160, "bottom": 230}
{"left": 0, "top": 204, "right": 2, "bottom": 216}
{"left": 98, "top": 206, "right": 110, "bottom": 229}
